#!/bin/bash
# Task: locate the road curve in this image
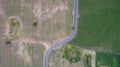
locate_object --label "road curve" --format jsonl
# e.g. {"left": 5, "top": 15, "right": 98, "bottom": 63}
{"left": 44, "top": 0, "right": 78, "bottom": 67}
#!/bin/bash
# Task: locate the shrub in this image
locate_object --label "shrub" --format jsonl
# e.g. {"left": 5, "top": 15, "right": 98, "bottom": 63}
{"left": 63, "top": 45, "right": 81, "bottom": 63}
{"left": 32, "top": 21, "right": 37, "bottom": 26}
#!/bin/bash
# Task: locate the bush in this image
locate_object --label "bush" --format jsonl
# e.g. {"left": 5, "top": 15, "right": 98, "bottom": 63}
{"left": 32, "top": 21, "right": 37, "bottom": 26}
{"left": 9, "top": 18, "right": 19, "bottom": 26}
{"left": 5, "top": 39, "right": 11, "bottom": 44}
{"left": 84, "top": 54, "right": 92, "bottom": 67}
{"left": 63, "top": 45, "right": 81, "bottom": 63}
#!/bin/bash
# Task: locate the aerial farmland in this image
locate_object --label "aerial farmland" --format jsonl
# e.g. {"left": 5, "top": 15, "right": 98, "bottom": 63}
{"left": 0, "top": 0, "right": 73, "bottom": 67}
{"left": 1, "top": 0, "right": 120, "bottom": 67}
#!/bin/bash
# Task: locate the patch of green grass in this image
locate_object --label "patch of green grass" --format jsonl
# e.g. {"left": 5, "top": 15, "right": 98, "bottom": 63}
{"left": 69, "top": 0, "right": 120, "bottom": 53}
{"left": 96, "top": 52, "right": 120, "bottom": 67}
{"left": 84, "top": 54, "right": 92, "bottom": 67}
{"left": 0, "top": 17, "right": 2, "bottom": 22}
{"left": 4, "top": 0, "right": 21, "bottom": 16}
{"left": 66, "top": 0, "right": 74, "bottom": 35}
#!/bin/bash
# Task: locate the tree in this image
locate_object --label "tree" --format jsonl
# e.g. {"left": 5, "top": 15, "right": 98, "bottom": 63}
{"left": 32, "top": 21, "right": 37, "bottom": 26}
{"left": 63, "top": 45, "right": 81, "bottom": 63}
{"left": 72, "top": 26, "right": 75, "bottom": 30}
{"left": 84, "top": 54, "right": 92, "bottom": 67}
{"left": 5, "top": 38, "right": 11, "bottom": 44}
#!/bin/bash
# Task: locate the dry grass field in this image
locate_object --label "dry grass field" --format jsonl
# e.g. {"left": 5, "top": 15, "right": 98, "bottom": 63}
{"left": 0, "top": 0, "right": 73, "bottom": 67}
{"left": 3, "top": 0, "right": 73, "bottom": 47}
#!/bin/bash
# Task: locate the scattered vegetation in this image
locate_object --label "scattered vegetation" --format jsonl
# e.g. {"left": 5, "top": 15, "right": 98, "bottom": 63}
{"left": 84, "top": 54, "right": 92, "bottom": 67}
{"left": 96, "top": 52, "right": 120, "bottom": 67}
{"left": 32, "top": 21, "right": 37, "bottom": 26}
{"left": 5, "top": 38, "right": 11, "bottom": 44}
{"left": 8, "top": 17, "right": 20, "bottom": 39}
{"left": 72, "top": 26, "right": 75, "bottom": 30}
{"left": 63, "top": 45, "right": 81, "bottom": 63}
{"left": 9, "top": 18, "right": 19, "bottom": 26}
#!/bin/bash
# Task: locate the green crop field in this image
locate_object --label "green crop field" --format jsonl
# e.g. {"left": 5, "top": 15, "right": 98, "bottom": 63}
{"left": 69, "top": 0, "right": 120, "bottom": 53}
{"left": 96, "top": 52, "right": 120, "bottom": 67}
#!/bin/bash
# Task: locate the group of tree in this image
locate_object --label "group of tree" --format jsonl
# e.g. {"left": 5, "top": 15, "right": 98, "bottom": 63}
{"left": 62, "top": 45, "right": 81, "bottom": 63}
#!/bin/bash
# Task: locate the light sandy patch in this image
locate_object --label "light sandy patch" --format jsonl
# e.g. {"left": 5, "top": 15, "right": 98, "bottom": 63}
{"left": 14, "top": 42, "right": 32, "bottom": 66}
{"left": 42, "top": 3, "right": 68, "bottom": 19}
{"left": 51, "top": 37, "right": 66, "bottom": 44}
{"left": 4, "top": 20, "right": 9, "bottom": 37}
{"left": 20, "top": 38, "right": 50, "bottom": 50}
{"left": 33, "top": 2, "right": 42, "bottom": 20}
{"left": 12, "top": 38, "right": 50, "bottom": 50}
{"left": 41, "top": 42, "right": 51, "bottom": 50}
{"left": 33, "top": 1, "right": 68, "bottom": 21}
{"left": 82, "top": 49, "right": 96, "bottom": 67}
